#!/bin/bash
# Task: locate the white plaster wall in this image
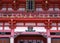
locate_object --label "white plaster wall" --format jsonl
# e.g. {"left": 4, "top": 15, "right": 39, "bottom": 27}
{"left": 48, "top": 8, "right": 53, "bottom": 11}
{"left": 36, "top": 8, "right": 43, "bottom": 11}
{"left": 51, "top": 23, "right": 56, "bottom": 26}
{"left": 14, "top": 27, "right": 59, "bottom": 32}
{"left": 0, "top": 26, "right": 58, "bottom": 32}
{"left": 0, "top": 23, "right": 11, "bottom": 30}
{"left": 0, "top": 27, "right": 3, "bottom": 30}
{"left": 50, "top": 27, "right": 57, "bottom": 30}
{"left": 0, "top": 27, "right": 11, "bottom": 30}
{"left": 14, "top": 27, "right": 27, "bottom": 32}
{"left": 4, "top": 27, "right": 11, "bottom": 30}
{"left": 14, "top": 27, "right": 46, "bottom": 32}
{"left": 16, "top": 23, "right": 24, "bottom": 26}
{"left": 25, "top": 23, "right": 36, "bottom": 26}
{"left": 18, "top": 8, "right": 25, "bottom": 11}
{"left": 1, "top": 8, "right": 6, "bottom": 11}
{"left": 37, "top": 23, "right": 45, "bottom": 26}
{"left": 58, "top": 27, "right": 60, "bottom": 30}
{"left": 8, "top": 8, "right": 13, "bottom": 11}
{"left": 55, "top": 8, "right": 59, "bottom": 11}
{"left": 48, "top": 8, "right": 59, "bottom": 11}
{"left": 5, "top": 23, "right": 9, "bottom": 25}
{"left": 4, "top": 23, "right": 11, "bottom": 30}
{"left": 33, "top": 27, "right": 46, "bottom": 32}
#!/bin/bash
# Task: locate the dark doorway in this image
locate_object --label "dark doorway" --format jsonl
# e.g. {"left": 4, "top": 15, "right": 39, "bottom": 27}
{"left": 19, "top": 40, "right": 24, "bottom": 43}
{"left": 14, "top": 35, "right": 47, "bottom": 43}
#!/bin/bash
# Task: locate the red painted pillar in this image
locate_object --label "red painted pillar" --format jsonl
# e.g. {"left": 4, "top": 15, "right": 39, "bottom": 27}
{"left": 11, "top": 29, "right": 14, "bottom": 37}
{"left": 47, "top": 29, "right": 50, "bottom": 37}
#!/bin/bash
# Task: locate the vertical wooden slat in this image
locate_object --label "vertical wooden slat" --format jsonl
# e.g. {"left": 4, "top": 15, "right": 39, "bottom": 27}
{"left": 51, "top": 38, "right": 60, "bottom": 43}
{"left": 0, "top": 38, "right": 10, "bottom": 43}
{"left": 0, "top": 39, "right": 2, "bottom": 43}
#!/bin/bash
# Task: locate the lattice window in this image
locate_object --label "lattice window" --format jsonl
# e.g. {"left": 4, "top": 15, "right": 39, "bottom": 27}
{"left": 26, "top": 0, "right": 35, "bottom": 11}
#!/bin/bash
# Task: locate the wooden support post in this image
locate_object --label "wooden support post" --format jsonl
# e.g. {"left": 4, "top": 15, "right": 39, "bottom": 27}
{"left": 10, "top": 19, "right": 15, "bottom": 43}
{"left": 10, "top": 29, "right": 14, "bottom": 43}
{"left": 56, "top": 23, "right": 58, "bottom": 30}
{"left": 47, "top": 29, "right": 51, "bottom": 43}
{"left": 2, "top": 22, "right": 5, "bottom": 32}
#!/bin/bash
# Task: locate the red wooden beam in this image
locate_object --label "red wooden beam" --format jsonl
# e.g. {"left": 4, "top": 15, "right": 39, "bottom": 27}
{"left": 0, "top": 35, "right": 11, "bottom": 37}
{"left": 0, "top": 18, "right": 60, "bottom": 23}
{"left": 50, "top": 30, "right": 60, "bottom": 32}
{"left": 0, "top": 30, "right": 11, "bottom": 32}
{"left": 51, "top": 35, "right": 60, "bottom": 38}
{"left": 15, "top": 32, "right": 46, "bottom": 35}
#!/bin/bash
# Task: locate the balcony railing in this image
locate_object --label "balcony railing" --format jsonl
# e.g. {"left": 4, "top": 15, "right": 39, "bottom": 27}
{"left": 0, "top": 10, "right": 60, "bottom": 18}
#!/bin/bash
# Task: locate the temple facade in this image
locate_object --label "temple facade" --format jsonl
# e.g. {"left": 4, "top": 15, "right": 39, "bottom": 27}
{"left": 0, "top": 0, "right": 60, "bottom": 43}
